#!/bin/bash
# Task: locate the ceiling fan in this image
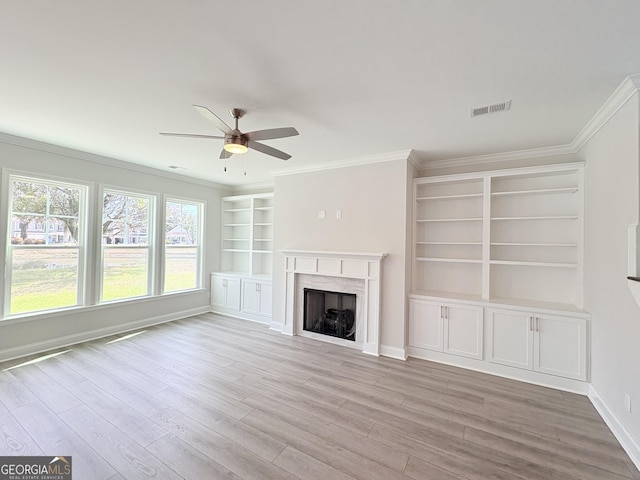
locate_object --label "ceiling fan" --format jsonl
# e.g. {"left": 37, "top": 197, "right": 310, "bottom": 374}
{"left": 160, "top": 105, "right": 299, "bottom": 166}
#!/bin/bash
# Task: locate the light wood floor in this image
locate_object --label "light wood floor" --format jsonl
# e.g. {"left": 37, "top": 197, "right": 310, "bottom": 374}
{"left": 0, "top": 314, "right": 638, "bottom": 480}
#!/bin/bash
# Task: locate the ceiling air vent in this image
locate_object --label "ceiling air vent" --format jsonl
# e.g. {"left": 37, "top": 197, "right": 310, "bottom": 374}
{"left": 470, "top": 100, "right": 512, "bottom": 118}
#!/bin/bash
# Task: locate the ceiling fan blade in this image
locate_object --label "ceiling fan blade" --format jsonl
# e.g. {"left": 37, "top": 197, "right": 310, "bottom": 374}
{"left": 159, "top": 132, "right": 224, "bottom": 139}
{"left": 220, "top": 148, "right": 233, "bottom": 159}
{"left": 248, "top": 140, "right": 291, "bottom": 160}
{"left": 244, "top": 127, "right": 299, "bottom": 142}
{"left": 193, "top": 105, "right": 233, "bottom": 135}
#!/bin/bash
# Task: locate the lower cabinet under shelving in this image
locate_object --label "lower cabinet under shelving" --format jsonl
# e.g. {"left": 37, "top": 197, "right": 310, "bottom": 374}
{"left": 211, "top": 273, "right": 272, "bottom": 324}
{"left": 408, "top": 295, "right": 589, "bottom": 389}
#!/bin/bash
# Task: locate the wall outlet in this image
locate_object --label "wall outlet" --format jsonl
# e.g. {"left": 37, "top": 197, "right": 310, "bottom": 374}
{"left": 317, "top": 210, "right": 325, "bottom": 220}
{"left": 625, "top": 394, "right": 632, "bottom": 414}
{"left": 336, "top": 210, "right": 342, "bottom": 219}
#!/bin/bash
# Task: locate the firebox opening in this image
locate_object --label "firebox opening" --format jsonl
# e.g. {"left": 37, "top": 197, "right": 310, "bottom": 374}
{"left": 303, "top": 288, "right": 356, "bottom": 341}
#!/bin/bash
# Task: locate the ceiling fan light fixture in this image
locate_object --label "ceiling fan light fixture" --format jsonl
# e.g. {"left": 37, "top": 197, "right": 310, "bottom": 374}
{"left": 223, "top": 136, "right": 248, "bottom": 154}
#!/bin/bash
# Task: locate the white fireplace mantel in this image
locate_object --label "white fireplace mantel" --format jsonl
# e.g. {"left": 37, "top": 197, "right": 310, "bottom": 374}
{"left": 280, "top": 250, "right": 387, "bottom": 356}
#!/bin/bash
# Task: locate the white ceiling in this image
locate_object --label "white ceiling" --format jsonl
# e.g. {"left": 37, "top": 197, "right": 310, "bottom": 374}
{"left": 2, "top": 1, "right": 640, "bottom": 186}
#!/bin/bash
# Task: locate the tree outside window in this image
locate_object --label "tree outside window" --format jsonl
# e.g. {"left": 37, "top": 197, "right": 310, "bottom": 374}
{"left": 101, "top": 191, "right": 152, "bottom": 301}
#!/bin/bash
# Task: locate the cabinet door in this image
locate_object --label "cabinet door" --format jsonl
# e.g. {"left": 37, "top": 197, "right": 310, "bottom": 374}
{"left": 211, "top": 276, "right": 241, "bottom": 311}
{"left": 486, "top": 308, "right": 533, "bottom": 370}
{"left": 408, "top": 299, "right": 443, "bottom": 351}
{"left": 258, "top": 282, "right": 272, "bottom": 316}
{"left": 211, "top": 276, "right": 227, "bottom": 309}
{"left": 225, "top": 277, "right": 241, "bottom": 311}
{"left": 241, "top": 280, "right": 260, "bottom": 314}
{"left": 443, "top": 304, "right": 483, "bottom": 359}
{"left": 534, "top": 314, "right": 587, "bottom": 380}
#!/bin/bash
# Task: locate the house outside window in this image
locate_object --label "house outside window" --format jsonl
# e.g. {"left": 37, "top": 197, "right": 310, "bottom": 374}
{"left": 6, "top": 176, "right": 86, "bottom": 315}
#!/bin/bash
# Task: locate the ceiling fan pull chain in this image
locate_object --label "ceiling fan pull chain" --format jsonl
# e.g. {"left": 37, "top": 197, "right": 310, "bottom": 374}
{"left": 224, "top": 157, "right": 227, "bottom": 172}
{"left": 244, "top": 155, "right": 247, "bottom": 176}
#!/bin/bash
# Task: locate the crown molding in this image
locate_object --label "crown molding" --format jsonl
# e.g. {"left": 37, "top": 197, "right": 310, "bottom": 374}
{"left": 0, "top": 132, "right": 229, "bottom": 190}
{"left": 417, "top": 74, "right": 640, "bottom": 171}
{"left": 571, "top": 74, "right": 640, "bottom": 152}
{"left": 419, "top": 144, "right": 576, "bottom": 171}
{"left": 271, "top": 149, "right": 413, "bottom": 178}
{"left": 229, "top": 180, "right": 275, "bottom": 194}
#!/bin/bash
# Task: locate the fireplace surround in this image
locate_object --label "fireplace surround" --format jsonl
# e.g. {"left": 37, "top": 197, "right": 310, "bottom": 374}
{"left": 280, "top": 250, "right": 386, "bottom": 355}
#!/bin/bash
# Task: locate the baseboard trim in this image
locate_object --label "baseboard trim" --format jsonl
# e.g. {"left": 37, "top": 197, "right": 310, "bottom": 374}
{"left": 269, "top": 321, "right": 284, "bottom": 332}
{"left": 588, "top": 385, "right": 640, "bottom": 472}
{"left": 0, "top": 306, "right": 210, "bottom": 363}
{"left": 380, "top": 344, "right": 407, "bottom": 360}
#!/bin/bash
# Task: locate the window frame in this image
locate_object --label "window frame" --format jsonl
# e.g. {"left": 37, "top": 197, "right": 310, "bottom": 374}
{"left": 3, "top": 172, "right": 90, "bottom": 318}
{"left": 99, "top": 186, "right": 157, "bottom": 304}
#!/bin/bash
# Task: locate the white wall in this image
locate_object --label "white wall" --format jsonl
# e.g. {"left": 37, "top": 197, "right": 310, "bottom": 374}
{"left": 272, "top": 157, "right": 410, "bottom": 355}
{"left": 0, "top": 133, "right": 226, "bottom": 361}
{"left": 581, "top": 93, "right": 640, "bottom": 454}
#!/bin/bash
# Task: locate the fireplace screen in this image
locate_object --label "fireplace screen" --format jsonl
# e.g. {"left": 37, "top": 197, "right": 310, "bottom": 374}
{"left": 303, "top": 288, "right": 356, "bottom": 341}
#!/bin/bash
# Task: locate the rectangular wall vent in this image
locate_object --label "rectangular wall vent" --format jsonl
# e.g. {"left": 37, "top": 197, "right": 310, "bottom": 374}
{"left": 470, "top": 100, "right": 512, "bottom": 118}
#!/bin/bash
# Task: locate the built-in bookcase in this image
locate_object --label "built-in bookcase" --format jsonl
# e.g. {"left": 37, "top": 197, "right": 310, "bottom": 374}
{"left": 221, "top": 192, "right": 273, "bottom": 277}
{"left": 414, "top": 178, "right": 484, "bottom": 298}
{"left": 412, "top": 163, "right": 584, "bottom": 309}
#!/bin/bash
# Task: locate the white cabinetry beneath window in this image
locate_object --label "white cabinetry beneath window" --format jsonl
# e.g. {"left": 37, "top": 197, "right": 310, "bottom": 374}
{"left": 409, "top": 298, "right": 483, "bottom": 360}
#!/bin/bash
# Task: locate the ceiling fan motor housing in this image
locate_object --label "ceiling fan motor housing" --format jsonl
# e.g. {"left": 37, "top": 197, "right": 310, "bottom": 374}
{"left": 225, "top": 134, "right": 247, "bottom": 148}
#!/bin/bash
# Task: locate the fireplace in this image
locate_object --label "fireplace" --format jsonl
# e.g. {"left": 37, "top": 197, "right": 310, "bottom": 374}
{"left": 303, "top": 288, "right": 356, "bottom": 341}
{"left": 280, "top": 250, "right": 386, "bottom": 356}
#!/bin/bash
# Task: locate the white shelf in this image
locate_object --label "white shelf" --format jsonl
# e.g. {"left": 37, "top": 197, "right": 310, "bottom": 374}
{"left": 225, "top": 223, "right": 251, "bottom": 227}
{"left": 490, "top": 260, "right": 578, "bottom": 268}
{"left": 416, "top": 257, "right": 482, "bottom": 264}
{"left": 491, "top": 242, "right": 577, "bottom": 247}
{"left": 491, "top": 215, "right": 578, "bottom": 221}
{"left": 417, "top": 217, "right": 483, "bottom": 223}
{"left": 253, "top": 250, "right": 272, "bottom": 254}
{"left": 417, "top": 241, "right": 482, "bottom": 245}
{"left": 223, "top": 249, "right": 251, "bottom": 253}
{"left": 254, "top": 222, "right": 273, "bottom": 226}
{"left": 224, "top": 208, "right": 251, "bottom": 212}
{"left": 491, "top": 187, "right": 578, "bottom": 196}
{"left": 254, "top": 206, "right": 274, "bottom": 211}
{"left": 416, "top": 193, "right": 483, "bottom": 201}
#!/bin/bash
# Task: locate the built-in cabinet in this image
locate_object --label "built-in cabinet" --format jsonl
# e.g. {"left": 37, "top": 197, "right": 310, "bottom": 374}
{"left": 486, "top": 307, "right": 587, "bottom": 380}
{"left": 409, "top": 298, "right": 483, "bottom": 359}
{"left": 212, "top": 192, "right": 274, "bottom": 324}
{"left": 409, "top": 163, "right": 590, "bottom": 388}
{"left": 210, "top": 275, "right": 241, "bottom": 311}
{"left": 211, "top": 273, "right": 272, "bottom": 324}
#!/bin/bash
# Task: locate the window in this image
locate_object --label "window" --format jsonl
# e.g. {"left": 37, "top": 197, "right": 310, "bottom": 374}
{"left": 6, "top": 176, "right": 86, "bottom": 315}
{"left": 164, "top": 199, "right": 203, "bottom": 292}
{"left": 101, "top": 190, "right": 153, "bottom": 302}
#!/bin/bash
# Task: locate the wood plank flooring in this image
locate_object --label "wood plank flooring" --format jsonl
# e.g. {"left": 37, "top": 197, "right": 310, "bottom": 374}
{"left": 0, "top": 313, "right": 638, "bottom": 480}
